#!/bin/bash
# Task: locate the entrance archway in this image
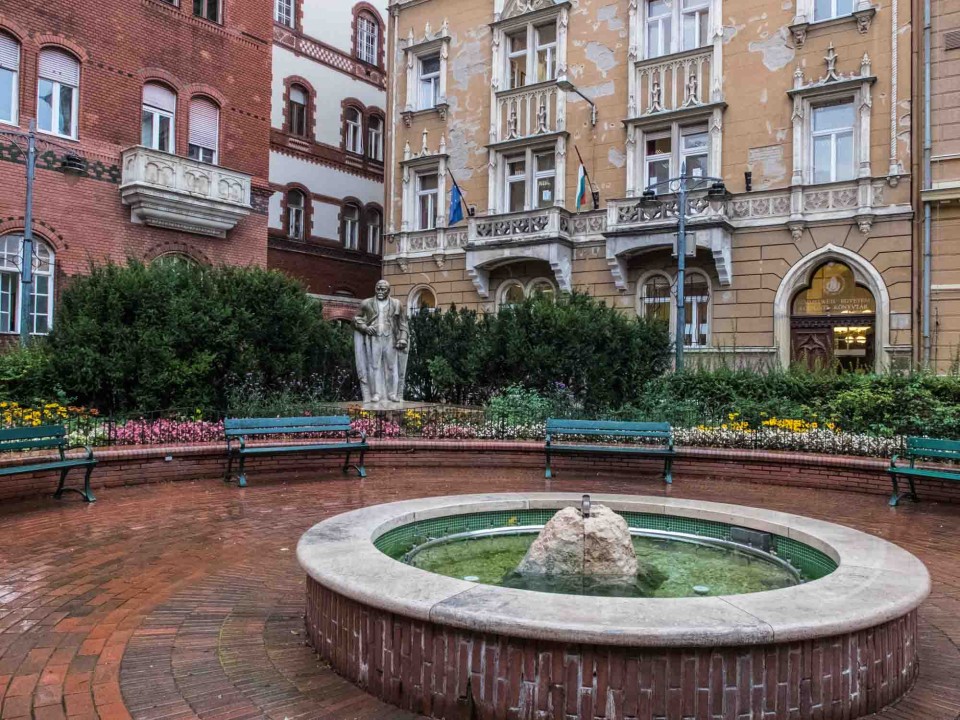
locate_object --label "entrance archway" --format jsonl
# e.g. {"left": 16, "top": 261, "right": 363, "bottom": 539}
{"left": 790, "top": 262, "right": 876, "bottom": 370}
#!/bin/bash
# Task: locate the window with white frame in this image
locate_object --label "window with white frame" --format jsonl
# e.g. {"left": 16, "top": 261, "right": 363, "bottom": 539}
{"left": 498, "top": 280, "right": 526, "bottom": 308}
{"left": 287, "top": 190, "right": 305, "bottom": 239}
{"left": 193, "top": 0, "right": 220, "bottom": 23}
{"left": 343, "top": 204, "right": 361, "bottom": 249}
{"left": 345, "top": 107, "right": 363, "bottom": 154}
{"left": 416, "top": 173, "right": 439, "bottom": 230}
{"left": 502, "top": 147, "right": 558, "bottom": 212}
{"left": 643, "top": 131, "right": 673, "bottom": 191}
{"left": 275, "top": 0, "right": 294, "bottom": 27}
{"left": 141, "top": 83, "right": 176, "bottom": 153}
{"left": 642, "top": 123, "right": 709, "bottom": 190}
{"left": 418, "top": 55, "right": 441, "bottom": 110}
{"left": 356, "top": 15, "right": 379, "bottom": 65}
{"left": 814, "top": 0, "right": 853, "bottom": 21}
{"left": 645, "top": 0, "right": 711, "bottom": 59}
{"left": 640, "top": 274, "right": 671, "bottom": 324}
{"left": 367, "top": 116, "right": 384, "bottom": 161}
{"left": 505, "top": 155, "right": 527, "bottom": 212}
{"left": 188, "top": 97, "right": 219, "bottom": 164}
{"left": 528, "top": 278, "right": 556, "bottom": 299}
{"left": 680, "top": 126, "right": 708, "bottom": 178}
{"left": 0, "top": 33, "right": 19, "bottom": 125}
{"left": 810, "top": 101, "right": 854, "bottom": 184}
{"left": 534, "top": 151, "right": 556, "bottom": 208}
{"left": 366, "top": 208, "right": 382, "bottom": 254}
{"left": 37, "top": 49, "right": 79, "bottom": 139}
{"left": 288, "top": 85, "right": 308, "bottom": 136}
{"left": 506, "top": 21, "right": 559, "bottom": 89}
{"left": 0, "top": 235, "right": 54, "bottom": 335}
{"left": 408, "top": 286, "right": 437, "bottom": 314}
{"left": 684, "top": 272, "right": 709, "bottom": 347}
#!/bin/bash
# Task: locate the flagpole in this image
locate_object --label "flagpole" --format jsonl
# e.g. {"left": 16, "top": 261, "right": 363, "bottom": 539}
{"left": 446, "top": 169, "right": 469, "bottom": 224}
{"left": 574, "top": 145, "right": 593, "bottom": 190}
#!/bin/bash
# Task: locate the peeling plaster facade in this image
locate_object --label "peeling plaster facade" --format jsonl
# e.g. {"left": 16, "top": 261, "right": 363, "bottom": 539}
{"left": 385, "top": 0, "right": 916, "bottom": 369}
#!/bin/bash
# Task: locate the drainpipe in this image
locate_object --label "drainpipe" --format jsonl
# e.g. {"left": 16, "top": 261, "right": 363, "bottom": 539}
{"left": 921, "top": 0, "right": 932, "bottom": 366}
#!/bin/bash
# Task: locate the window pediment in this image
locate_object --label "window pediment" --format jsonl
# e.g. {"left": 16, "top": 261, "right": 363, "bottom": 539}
{"left": 496, "top": 0, "right": 570, "bottom": 25}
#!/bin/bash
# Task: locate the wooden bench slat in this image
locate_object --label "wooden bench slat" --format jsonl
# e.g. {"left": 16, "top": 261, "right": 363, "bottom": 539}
{"left": 226, "top": 425, "right": 352, "bottom": 437}
{"left": 550, "top": 444, "right": 673, "bottom": 455}
{"left": 547, "top": 419, "right": 671, "bottom": 431}
{"left": 0, "top": 425, "right": 65, "bottom": 440}
{"left": 0, "top": 438, "right": 66, "bottom": 452}
{"left": 888, "top": 466, "right": 960, "bottom": 481}
{"left": 225, "top": 416, "right": 349, "bottom": 429}
{"left": 239, "top": 442, "right": 362, "bottom": 455}
{"left": 0, "top": 458, "right": 96, "bottom": 476}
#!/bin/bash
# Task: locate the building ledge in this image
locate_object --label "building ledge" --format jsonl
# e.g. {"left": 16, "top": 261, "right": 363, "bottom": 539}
{"left": 120, "top": 146, "right": 251, "bottom": 238}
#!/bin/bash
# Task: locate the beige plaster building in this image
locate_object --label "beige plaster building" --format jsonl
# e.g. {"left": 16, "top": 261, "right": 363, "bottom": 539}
{"left": 384, "top": 0, "right": 915, "bottom": 370}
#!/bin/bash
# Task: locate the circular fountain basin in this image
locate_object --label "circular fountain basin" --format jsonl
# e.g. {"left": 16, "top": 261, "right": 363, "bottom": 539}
{"left": 297, "top": 493, "right": 929, "bottom": 720}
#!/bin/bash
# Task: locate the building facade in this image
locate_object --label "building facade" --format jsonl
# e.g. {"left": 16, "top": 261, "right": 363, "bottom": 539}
{"left": 0, "top": 2, "right": 271, "bottom": 340}
{"left": 384, "top": 0, "right": 915, "bottom": 370}
{"left": 919, "top": 0, "right": 960, "bottom": 370}
{"left": 267, "top": 0, "right": 388, "bottom": 319}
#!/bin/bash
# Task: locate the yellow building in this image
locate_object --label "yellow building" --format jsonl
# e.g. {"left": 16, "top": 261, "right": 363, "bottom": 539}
{"left": 384, "top": 0, "right": 915, "bottom": 370}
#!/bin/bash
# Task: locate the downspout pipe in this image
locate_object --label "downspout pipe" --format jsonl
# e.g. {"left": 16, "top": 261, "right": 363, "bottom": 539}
{"left": 922, "top": 0, "right": 932, "bottom": 366}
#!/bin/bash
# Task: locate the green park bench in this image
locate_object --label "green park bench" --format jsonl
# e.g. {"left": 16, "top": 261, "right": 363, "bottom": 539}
{"left": 224, "top": 415, "right": 367, "bottom": 488}
{"left": 887, "top": 436, "right": 960, "bottom": 506}
{"left": 0, "top": 425, "right": 97, "bottom": 502}
{"left": 544, "top": 418, "right": 675, "bottom": 483}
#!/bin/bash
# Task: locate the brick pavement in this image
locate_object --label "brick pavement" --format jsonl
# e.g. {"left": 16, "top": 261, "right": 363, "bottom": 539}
{"left": 0, "top": 466, "right": 958, "bottom": 720}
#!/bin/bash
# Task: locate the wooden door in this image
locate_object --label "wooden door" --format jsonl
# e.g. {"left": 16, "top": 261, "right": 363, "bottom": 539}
{"left": 791, "top": 327, "right": 833, "bottom": 369}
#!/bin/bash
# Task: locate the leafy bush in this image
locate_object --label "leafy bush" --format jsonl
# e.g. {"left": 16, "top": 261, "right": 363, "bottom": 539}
{"left": 0, "top": 343, "right": 58, "bottom": 405}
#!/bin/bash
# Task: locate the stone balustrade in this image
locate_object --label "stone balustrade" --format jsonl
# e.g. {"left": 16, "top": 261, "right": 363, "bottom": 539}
{"left": 633, "top": 47, "right": 713, "bottom": 116}
{"left": 494, "top": 81, "right": 564, "bottom": 143}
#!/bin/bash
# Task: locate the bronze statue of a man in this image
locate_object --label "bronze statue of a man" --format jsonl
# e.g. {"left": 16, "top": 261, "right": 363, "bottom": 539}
{"left": 353, "top": 280, "right": 409, "bottom": 405}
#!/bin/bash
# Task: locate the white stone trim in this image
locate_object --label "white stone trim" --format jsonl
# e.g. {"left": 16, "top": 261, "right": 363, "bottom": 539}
{"left": 407, "top": 283, "right": 438, "bottom": 313}
{"left": 401, "top": 21, "right": 450, "bottom": 124}
{"left": 772, "top": 243, "right": 890, "bottom": 371}
{"left": 466, "top": 240, "right": 573, "bottom": 299}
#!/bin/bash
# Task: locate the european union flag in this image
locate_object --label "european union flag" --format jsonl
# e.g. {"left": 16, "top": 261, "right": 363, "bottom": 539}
{"left": 449, "top": 183, "right": 464, "bottom": 225}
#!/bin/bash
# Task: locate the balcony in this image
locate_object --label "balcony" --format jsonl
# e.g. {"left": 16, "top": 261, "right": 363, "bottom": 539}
{"left": 465, "top": 207, "right": 573, "bottom": 298}
{"left": 632, "top": 47, "right": 715, "bottom": 117}
{"left": 493, "top": 82, "right": 565, "bottom": 144}
{"left": 120, "top": 146, "right": 252, "bottom": 238}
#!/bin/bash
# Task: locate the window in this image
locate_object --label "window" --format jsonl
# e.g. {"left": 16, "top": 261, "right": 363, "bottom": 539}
{"left": 419, "top": 55, "right": 440, "bottom": 110}
{"left": 641, "top": 275, "right": 671, "bottom": 324}
{"left": 193, "top": 0, "right": 220, "bottom": 23}
{"left": 499, "top": 280, "right": 526, "bottom": 308}
{"left": 416, "top": 173, "right": 439, "bottom": 230}
{"left": 644, "top": 131, "right": 672, "bottom": 190}
{"left": 814, "top": 0, "right": 853, "bottom": 21}
{"left": 642, "top": 124, "right": 709, "bottom": 190}
{"left": 345, "top": 107, "right": 362, "bottom": 154}
{"left": 141, "top": 84, "right": 176, "bottom": 153}
{"left": 535, "top": 24, "right": 557, "bottom": 83}
{"left": 506, "top": 22, "right": 559, "bottom": 89}
{"left": 0, "top": 33, "right": 19, "bottom": 125}
{"left": 367, "top": 115, "right": 384, "bottom": 161}
{"left": 288, "top": 85, "right": 308, "bottom": 136}
{"left": 356, "top": 14, "right": 379, "bottom": 65}
{"left": 37, "top": 49, "right": 79, "bottom": 139}
{"left": 684, "top": 273, "right": 709, "bottom": 347}
{"left": 811, "top": 102, "right": 854, "bottom": 184}
{"left": 343, "top": 203, "right": 360, "bottom": 250}
{"left": 506, "top": 156, "right": 527, "bottom": 212}
{"left": 645, "top": 0, "right": 711, "bottom": 58}
{"left": 366, "top": 208, "right": 382, "bottom": 254}
{"left": 0, "top": 235, "right": 54, "bottom": 335}
{"left": 680, "top": 126, "right": 708, "bottom": 178}
{"left": 408, "top": 286, "right": 437, "bottom": 314}
{"left": 501, "top": 147, "right": 558, "bottom": 212}
{"left": 534, "top": 151, "right": 556, "bottom": 208}
{"left": 528, "top": 278, "right": 556, "bottom": 299}
{"left": 287, "top": 190, "right": 305, "bottom": 239}
{"left": 507, "top": 31, "right": 528, "bottom": 89}
{"left": 188, "top": 97, "right": 219, "bottom": 164}
{"left": 275, "top": 0, "right": 295, "bottom": 27}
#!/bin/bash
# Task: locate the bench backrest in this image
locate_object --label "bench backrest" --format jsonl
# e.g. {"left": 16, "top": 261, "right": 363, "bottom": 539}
{"left": 224, "top": 415, "right": 353, "bottom": 437}
{"left": 546, "top": 418, "right": 672, "bottom": 442}
{"left": 0, "top": 425, "right": 68, "bottom": 453}
{"left": 904, "top": 436, "right": 960, "bottom": 461}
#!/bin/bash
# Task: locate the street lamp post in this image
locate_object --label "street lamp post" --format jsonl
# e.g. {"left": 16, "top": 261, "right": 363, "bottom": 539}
{"left": 639, "top": 164, "right": 726, "bottom": 370}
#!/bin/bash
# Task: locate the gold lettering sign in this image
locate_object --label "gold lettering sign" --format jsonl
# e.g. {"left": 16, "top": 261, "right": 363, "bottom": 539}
{"left": 792, "top": 262, "right": 876, "bottom": 316}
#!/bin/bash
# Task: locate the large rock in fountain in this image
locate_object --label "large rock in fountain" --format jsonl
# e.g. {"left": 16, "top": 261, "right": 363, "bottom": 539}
{"left": 516, "top": 507, "right": 585, "bottom": 575}
{"left": 583, "top": 506, "right": 638, "bottom": 577}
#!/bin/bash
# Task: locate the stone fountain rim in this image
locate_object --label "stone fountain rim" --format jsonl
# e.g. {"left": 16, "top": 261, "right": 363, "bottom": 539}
{"left": 296, "top": 493, "right": 930, "bottom": 647}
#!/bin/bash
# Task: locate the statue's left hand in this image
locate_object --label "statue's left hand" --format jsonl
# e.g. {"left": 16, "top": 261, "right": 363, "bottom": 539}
{"left": 396, "top": 340, "right": 408, "bottom": 351}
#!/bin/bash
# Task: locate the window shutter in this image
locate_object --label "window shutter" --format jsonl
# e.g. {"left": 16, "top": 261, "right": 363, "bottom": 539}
{"left": 38, "top": 49, "right": 79, "bottom": 86}
{"left": 143, "top": 83, "right": 176, "bottom": 113}
{"left": 189, "top": 97, "right": 219, "bottom": 150}
{"left": 0, "top": 33, "right": 19, "bottom": 71}
{"left": 290, "top": 86, "right": 306, "bottom": 104}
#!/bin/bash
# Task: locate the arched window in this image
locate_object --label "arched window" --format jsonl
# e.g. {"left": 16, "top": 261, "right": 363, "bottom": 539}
{"left": 342, "top": 203, "right": 361, "bottom": 249}
{"left": 345, "top": 107, "right": 363, "bottom": 154}
{"left": 527, "top": 277, "right": 556, "bottom": 300}
{"left": 141, "top": 83, "right": 176, "bottom": 153}
{"left": 188, "top": 97, "right": 219, "bottom": 164}
{"left": 288, "top": 84, "right": 308, "bottom": 137}
{"left": 37, "top": 48, "right": 80, "bottom": 138}
{"left": 275, "top": 0, "right": 295, "bottom": 27}
{"left": 0, "top": 235, "right": 55, "bottom": 335}
{"left": 367, "top": 115, "right": 383, "bottom": 162}
{"left": 356, "top": 13, "right": 379, "bottom": 65}
{"left": 0, "top": 32, "right": 20, "bottom": 125}
{"left": 684, "top": 272, "right": 710, "bottom": 347}
{"left": 498, "top": 280, "right": 526, "bottom": 308}
{"left": 287, "top": 190, "right": 305, "bottom": 239}
{"left": 408, "top": 286, "right": 437, "bottom": 314}
{"left": 366, "top": 208, "right": 382, "bottom": 255}
{"left": 640, "top": 274, "right": 671, "bottom": 325}
{"left": 792, "top": 262, "right": 876, "bottom": 316}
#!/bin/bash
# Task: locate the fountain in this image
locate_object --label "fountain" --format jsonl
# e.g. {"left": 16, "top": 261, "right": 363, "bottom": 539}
{"left": 298, "top": 493, "right": 929, "bottom": 720}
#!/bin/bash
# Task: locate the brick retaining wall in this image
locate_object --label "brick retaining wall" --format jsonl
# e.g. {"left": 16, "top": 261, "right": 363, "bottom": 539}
{"left": 305, "top": 579, "right": 920, "bottom": 720}
{"left": 1, "top": 440, "right": 959, "bottom": 504}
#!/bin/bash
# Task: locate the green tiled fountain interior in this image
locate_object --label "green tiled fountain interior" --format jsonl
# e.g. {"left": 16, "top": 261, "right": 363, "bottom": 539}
{"left": 375, "top": 509, "right": 837, "bottom": 581}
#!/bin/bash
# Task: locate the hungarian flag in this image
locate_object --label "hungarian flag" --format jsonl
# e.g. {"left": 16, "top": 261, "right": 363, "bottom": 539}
{"left": 575, "top": 162, "right": 587, "bottom": 212}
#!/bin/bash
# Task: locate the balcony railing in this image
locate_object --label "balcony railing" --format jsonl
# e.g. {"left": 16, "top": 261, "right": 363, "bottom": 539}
{"left": 634, "top": 47, "right": 713, "bottom": 116}
{"left": 494, "top": 82, "right": 564, "bottom": 143}
{"left": 120, "top": 146, "right": 251, "bottom": 238}
{"left": 468, "top": 206, "right": 572, "bottom": 246}
{"left": 607, "top": 191, "right": 727, "bottom": 233}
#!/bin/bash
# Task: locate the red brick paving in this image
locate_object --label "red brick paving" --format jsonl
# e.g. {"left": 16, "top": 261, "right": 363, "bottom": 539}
{"left": 0, "top": 466, "right": 958, "bottom": 720}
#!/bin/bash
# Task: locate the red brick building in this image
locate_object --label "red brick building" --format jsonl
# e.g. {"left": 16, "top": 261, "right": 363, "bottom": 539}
{"left": 0, "top": 1, "right": 271, "bottom": 339}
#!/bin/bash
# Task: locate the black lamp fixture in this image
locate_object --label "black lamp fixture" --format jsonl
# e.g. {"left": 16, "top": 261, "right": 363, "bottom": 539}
{"left": 639, "top": 188, "right": 659, "bottom": 209}
{"left": 591, "top": 190, "right": 600, "bottom": 211}
{"left": 61, "top": 152, "right": 86, "bottom": 174}
{"left": 744, "top": 171, "right": 753, "bottom": 192}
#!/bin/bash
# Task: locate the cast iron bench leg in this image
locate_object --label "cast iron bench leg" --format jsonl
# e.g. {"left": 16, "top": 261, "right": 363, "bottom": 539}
{"left": 545, "top": 449, "right": 552, "bottom": 479}
{"left": 663, "top": 456, "right": 673, "bottom": 485}
{"left": 225, "top": 452, "right": 235, "bottom": 484}
{"left": 237, "top": 455, "right": 247, "bottom": 488}
{"left": 355, "top": 447, "right": 367, "bottom": 478}
{"left": 342, "top": 451, "right": 352, "bottom": 474}
{"left": 54, "top": 467, "right": 69, "bottom": 499}
{"left": 82, "top": 465, "right": 96, "bottom": 503}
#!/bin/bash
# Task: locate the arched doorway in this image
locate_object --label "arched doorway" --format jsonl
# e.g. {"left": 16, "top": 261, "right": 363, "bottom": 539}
{"left": 790, "top": 261, "right": 877, "bottom": 370}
